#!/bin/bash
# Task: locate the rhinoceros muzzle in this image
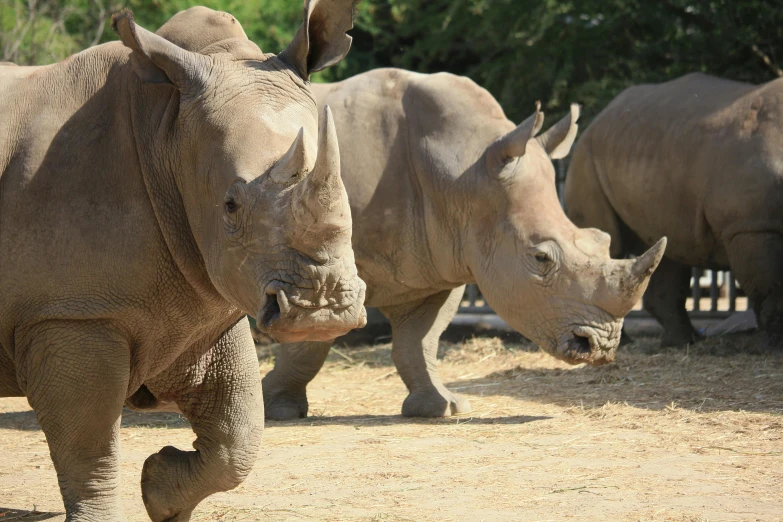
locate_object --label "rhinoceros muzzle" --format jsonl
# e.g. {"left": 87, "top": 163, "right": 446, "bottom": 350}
{"left": 557, "top": 324, "right": 619, "bottom": 366}
{"left": 256, "top": 279, "right": 367, "bottom": 343}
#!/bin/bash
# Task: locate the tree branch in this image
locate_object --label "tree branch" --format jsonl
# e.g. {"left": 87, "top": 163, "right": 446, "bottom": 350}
{"left": 751, "top": 44, "right": 783, "bottom": 78}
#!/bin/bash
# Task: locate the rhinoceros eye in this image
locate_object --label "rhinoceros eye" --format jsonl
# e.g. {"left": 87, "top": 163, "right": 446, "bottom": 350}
{"left": 529, "top": 243, "right": 559, "bottom": 280}
{"left": 224, "top": 197, "right": 239, "bottom": 214}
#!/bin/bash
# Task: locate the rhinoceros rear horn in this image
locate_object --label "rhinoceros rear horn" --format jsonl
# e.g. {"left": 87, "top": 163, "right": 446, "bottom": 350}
{"left": 281, "top": 0, "right": 358, "bottom": 80}
{"left": 269, "top": 128, "right": 315, "bottom": 185}
{"left": 113, "top": 9, "right": 207, "bottom": 87}
{"left": 487, "top": 101, "right": 544, "bottom": 172}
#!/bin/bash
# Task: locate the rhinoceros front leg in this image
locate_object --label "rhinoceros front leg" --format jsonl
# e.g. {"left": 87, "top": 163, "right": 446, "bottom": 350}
{"left": 21, "top": 321, "right": 130, "bottom": 521}
{"left": 142, "top": 317, "right": 264, "bottom": 522}
{"left": 262, "top": 340, "right": 333, "bottom": 420}
{"left": 381, "top": 286, "right": 471, "bottom": 417}
{"left": 641, "top": 256, "right": 700, "bottom": 347}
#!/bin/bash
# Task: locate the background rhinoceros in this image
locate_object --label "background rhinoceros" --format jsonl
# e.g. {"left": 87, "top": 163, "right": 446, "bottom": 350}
{"left": 565, "top": 72, "right": 783, "bottom": 348}
{"left": 0, "top": 1, "right": 365, "bottom": 520}
{"left": 260, "top": 69, "right": 667, "bottom": 419}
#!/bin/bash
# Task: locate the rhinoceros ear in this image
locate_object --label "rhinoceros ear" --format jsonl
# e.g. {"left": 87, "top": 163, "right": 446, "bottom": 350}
{"left": 536, "top": 104, "right": 580, "bottom": 159}
{"left": 280, "top": 0, "right": 357, "bottom": 81}
{"left": 113, "top": 10, "right": 207, "bottom": 88}
{"left": 486, "top": 101, "right": 544, "bottom": 173}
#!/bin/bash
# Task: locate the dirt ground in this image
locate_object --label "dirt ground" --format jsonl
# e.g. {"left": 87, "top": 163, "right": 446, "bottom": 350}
{"left": 0, "top": 326, "right": 781, "bottom": 521}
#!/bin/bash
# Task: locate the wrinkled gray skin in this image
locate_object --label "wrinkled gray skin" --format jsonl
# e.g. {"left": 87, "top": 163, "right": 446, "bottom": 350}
{"left": 0, "top": 2, "right": 366, "bottom": 520}
{"left": 566, "top": 73, "right": 783, "bottom": 348}
{"left": 261, "top": 71, "right": 666, "bottom": 419}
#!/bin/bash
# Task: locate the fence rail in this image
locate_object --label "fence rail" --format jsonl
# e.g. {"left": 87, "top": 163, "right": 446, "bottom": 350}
{"left": 456, "top": 159, "right": 743, "bottom": 319}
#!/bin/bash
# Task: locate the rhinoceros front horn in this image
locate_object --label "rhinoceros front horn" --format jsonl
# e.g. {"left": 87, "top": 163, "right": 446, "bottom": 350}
{"left": 632, "top": 237, "right": 667, "bottom": 280}
{"left": 612, "top": 236, "right": 667, "bottom": 315}
{"left": 292, "top": 105, "right": 348, "bottom": 227}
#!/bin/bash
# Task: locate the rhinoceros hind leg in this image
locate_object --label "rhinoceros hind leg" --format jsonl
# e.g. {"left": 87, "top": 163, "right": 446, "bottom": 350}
{"left": 262, "top": 340, "right": 333, "bottom": 420}
{"left": 641, "top": 256, "right": 700, "bottom": 347}
{"left": 142, "top": 319, "right": 263, "bottom": 522}
{"left": 23, "top": 321, "right": 129, "bottom": 521}
{"left": 726, "top": 232, "right": 783, "bottom": 349}
{"left": 382, "top": 286, "right": 471, "bottom": 418}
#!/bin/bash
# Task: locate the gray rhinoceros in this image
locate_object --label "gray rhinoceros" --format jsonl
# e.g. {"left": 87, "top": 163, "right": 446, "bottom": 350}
{"left": 565, "top": 73, "right": 783, "bottom": 348}
{"left": 259, "top": 69, "right": 667, "bottom": 419}
{"left": 0, "top": 2, "right": 366, "bottom": 520}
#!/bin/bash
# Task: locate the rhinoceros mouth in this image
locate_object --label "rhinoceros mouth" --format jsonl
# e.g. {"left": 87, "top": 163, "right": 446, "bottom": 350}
{"left": 255, "top": 281, "right": 367, "bottom": 343}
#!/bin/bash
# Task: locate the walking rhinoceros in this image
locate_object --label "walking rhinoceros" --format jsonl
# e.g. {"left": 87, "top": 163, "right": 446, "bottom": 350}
{"left": 565, "top": 73, "right": 783, "bottom": 348}
{"left": 259, "top": 70, "right": 666, "bottom": 419}
{"left": 158, "top": 11, "right": 666, "bottom": 420}
{"left": 0, "top": 1, "right": 365, "bottom": 520}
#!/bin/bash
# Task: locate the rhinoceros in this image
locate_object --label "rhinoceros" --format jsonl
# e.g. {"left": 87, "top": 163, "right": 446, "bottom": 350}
{"left": 159, "top": 10, "right": 666, "bottom": 420}
{"left": 259, "top": 70, "right": 666, "bottom": 419}
{"left": 565, "top": 72, "right": 783, "bottom": 348}
{"left": 0, "top": 1, "right": 366, "bottom": 520}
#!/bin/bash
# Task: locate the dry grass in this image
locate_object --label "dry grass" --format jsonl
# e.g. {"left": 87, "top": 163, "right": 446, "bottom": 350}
{"left": 0, "top": 328, "right": 781, "bottom": 521}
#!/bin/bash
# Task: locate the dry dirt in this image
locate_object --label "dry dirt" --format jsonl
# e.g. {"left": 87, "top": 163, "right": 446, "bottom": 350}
{"left": 0, "top": 329, "right": 781, "bottom": 521}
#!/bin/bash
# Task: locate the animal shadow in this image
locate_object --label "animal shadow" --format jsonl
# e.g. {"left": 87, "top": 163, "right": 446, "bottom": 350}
{"left": 0, "top": 508, "right": 62, "bottom": 521}
{"left": 0, "top": 408, "right": 190, "bottom": 432}
{"left": 266, "top": 413, "right": 550, "bottom": 428}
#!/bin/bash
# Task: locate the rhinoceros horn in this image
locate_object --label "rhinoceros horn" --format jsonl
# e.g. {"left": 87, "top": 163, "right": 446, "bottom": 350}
{"left": 268, "top": 127, "right": 315, "bottom": 185}
{"left": 292, "top": 105, "right": 349, "bottom": 229}
{"left": 606, "top": 237, "right": 668, "bottom": 317}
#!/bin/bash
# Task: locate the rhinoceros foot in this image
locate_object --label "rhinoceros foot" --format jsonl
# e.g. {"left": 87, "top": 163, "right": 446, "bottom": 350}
{"left": 264, "top": 387, "right": 309, "bottom": 421}
{"left": 141, "top": 446, "right": 196, "bottom": 522}
{"left": 660, "top": 327, "right": 702, "bottom": 348}
{"left": 401, "top": 387, "right": 471, "bottom": 418}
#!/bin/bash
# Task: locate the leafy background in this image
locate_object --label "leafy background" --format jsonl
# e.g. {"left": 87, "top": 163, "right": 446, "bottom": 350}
{"left": 2, "top": 0, "right": 782, "bottom": 123}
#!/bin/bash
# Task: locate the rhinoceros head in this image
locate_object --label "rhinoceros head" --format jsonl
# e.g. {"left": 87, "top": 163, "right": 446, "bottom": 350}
{"left": 112, "top": 1, "right": 366, "bottom": 343}
{"left": 467, "top": 104, "right": 666, "bottom": 365}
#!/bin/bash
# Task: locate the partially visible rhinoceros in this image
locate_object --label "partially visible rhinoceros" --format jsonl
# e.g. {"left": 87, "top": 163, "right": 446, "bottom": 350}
{"left": 565, "top": 73, "right": 783, "bottom": 348}
{"left": 258, "top": 69, "right": 666, "bottom": 419}
{"left": 0, "top": 2, "right": 365, "bottom": 520}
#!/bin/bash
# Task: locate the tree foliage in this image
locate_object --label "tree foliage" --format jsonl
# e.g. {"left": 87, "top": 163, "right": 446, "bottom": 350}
{"left": 3, "top": 0, "right": 783, "bottom": 123}
{"left": 347, "top": 0, "right": 783, "bottom": 122}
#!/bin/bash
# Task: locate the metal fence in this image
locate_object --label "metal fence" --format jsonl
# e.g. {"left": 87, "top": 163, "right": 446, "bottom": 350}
{"left": 456, "top": 160, "right": 745, "bottom": 319}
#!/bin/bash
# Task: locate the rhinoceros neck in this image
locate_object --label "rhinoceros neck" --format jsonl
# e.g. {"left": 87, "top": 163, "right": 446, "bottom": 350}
{"left": 126, "top": 83, "right": 227, "bottom": 312}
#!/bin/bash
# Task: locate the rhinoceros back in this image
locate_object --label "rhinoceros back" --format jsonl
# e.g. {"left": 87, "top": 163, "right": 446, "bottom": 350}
{"left": 575, "top": 72, "right": 783, "bottom": 266}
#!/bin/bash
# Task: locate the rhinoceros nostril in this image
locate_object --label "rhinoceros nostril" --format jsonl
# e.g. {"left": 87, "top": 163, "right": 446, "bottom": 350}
{"left": 259, "top": 293, "right": 281, "bottom": 328}
{"left": 571, "top": 333, "right": 592, "bottom": 354}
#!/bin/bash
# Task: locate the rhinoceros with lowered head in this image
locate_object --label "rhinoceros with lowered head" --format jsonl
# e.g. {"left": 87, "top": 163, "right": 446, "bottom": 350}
{"left": 259, "top": 69, "right": 666, "bottom": 419}
{"left": 565, "top": 72, "right": 783, "bottom": 348}
{"left": 0, "top": 2, "right": 366, "bottom": 520}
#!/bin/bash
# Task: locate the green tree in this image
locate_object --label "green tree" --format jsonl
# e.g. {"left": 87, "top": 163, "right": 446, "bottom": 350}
{"left": 347, "top": 0, "right": 783, "bottom": 123}
{"left": 4, "top": 0, "right": 783, "bottom": 123}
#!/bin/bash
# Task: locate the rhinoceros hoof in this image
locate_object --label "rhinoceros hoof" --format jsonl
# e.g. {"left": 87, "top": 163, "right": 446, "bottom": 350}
{"left": 141, "top": 446, "right": 195, "bottom": 522}
{"left": 264, "top": 389, "right": 309, "bottom": 421}
{"left": 401, "top": 389, "right": 472, "bottom": 417}
{"left": 660, "top": 329, "right": 702, "bottom": 348}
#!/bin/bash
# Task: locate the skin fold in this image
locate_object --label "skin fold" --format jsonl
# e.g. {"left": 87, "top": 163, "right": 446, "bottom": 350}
{"left": 566, "top": 73, "right": 783, "bottom": 348}
{"left": 0, "top": 2, "right": 365, "bottom": 520}
{"left": 162, "top": 9, "right": 666, "bottom": 421}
